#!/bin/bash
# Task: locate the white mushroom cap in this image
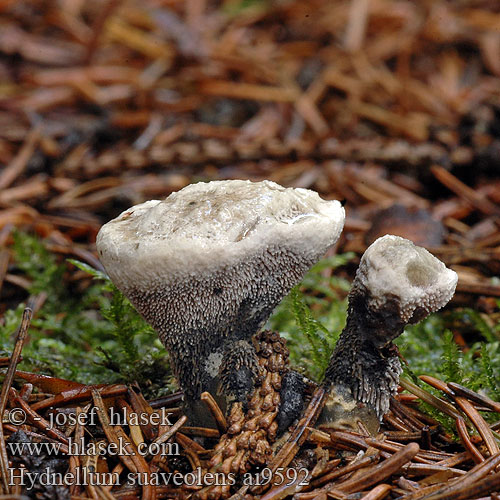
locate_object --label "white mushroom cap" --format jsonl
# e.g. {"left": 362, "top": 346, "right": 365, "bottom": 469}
{"left": 322, "top": 235, "right": 458, "bottom": 424}
{"left": 96, "top": 179, "right": 345, "bottom": 400}
{"left": 96, "top": 180, "right": 344, "bottom": 292}
{"left": 356, "top": 235, "right": 458, "bottom": 323}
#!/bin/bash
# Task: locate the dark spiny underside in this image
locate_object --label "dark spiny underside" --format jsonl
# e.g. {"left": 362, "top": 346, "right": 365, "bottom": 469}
{"left": 125, "top": 247, "right": 317, "bottom": 403}
{"left": 218, "top": 340, "right": 260, "bottom": 407}
{"left": 324, "top": 284, "right": 405, "bottom": 418}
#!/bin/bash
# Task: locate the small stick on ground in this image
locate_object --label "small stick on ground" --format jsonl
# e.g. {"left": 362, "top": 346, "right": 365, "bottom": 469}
{"left": 454, "top": 397, "right": 499, "bottom": 457}
{"left": 360, "top": 483, "right": 392, "bottom": 500}
{"left": 0, "top": 303, "right": 33, "bottom": 494}
{"left": 201, "top": 391, "right": 227, "bottom": 433}
{"left": 399, "top": 378, "right": 461, "bottom": 420}
{"left": 335, "top": 442, "right": 420, "bottom": 494}
{"left": 252, "top": 386, "right": 328, "bottom": 495}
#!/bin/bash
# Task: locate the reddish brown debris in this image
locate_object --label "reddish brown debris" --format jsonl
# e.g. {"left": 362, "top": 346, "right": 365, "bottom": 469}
{"left": 0, "top": 317, "right": 499, "bottom": 499}
{"left": 198, "top": 331, "right": 288, "bottom": 500}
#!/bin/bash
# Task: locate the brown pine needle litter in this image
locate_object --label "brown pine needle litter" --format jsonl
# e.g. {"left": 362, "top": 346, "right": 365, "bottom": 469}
{"left": 0, "top": 318, "right": 499, "bottom": 499}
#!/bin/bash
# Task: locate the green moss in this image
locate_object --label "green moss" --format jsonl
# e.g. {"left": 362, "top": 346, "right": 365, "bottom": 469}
{"left": 269, "top": 254, "right": 352, "bottom": 381}
{"left": 1, "top": 232, "right": 175, "bottom": 397}
{"left": 2, "top": 232, "right": 499, "bottom": 409}
{"left": 396, "top": 313, "right": 500, "bottom": 400}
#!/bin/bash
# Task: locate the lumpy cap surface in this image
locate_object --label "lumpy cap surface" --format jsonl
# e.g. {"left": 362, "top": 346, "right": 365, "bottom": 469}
{"left": 96, "top": 180, "right": 345, "bottom": 292}
{"left": 357, "top": 235, "right": 458, "bottom": 321}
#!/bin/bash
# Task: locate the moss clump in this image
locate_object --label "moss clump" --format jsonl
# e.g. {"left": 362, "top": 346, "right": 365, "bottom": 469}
{"left": 1, "top": 232, "right": 175, "bottom": 397}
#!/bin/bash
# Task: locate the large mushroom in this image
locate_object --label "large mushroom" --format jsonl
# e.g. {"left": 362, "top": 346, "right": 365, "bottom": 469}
{"left": 96, "top": 179, "right": 345, "bottom": 425}
{"left": 319, "top": 235, "right": 458, "bottom": 432}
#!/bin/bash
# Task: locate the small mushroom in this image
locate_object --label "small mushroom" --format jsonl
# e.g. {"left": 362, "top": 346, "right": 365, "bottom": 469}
{"left": 319, "top": 235, "right": 458, "bottom": 433}
{"left": 96, "top": 179, "right": 345, "bottom": 425}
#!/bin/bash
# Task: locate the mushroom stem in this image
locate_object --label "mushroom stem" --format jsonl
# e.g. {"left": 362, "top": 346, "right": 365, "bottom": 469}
{"left": 319, "top": 235, "right": 458, "bottom": 431}
{"left": 96, "top": 180, "right": 345, "bottom": 426}
{"left": 322, "top": 287, "right": 405, "bottom": 420}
